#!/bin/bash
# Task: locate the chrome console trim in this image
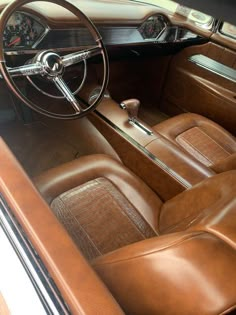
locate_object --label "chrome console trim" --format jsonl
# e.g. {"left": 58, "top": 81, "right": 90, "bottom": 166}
{"left": 0, "top": 195, "right": 71, "bottom": 315}
{"left": 189, "top": 54, "right": 236, "bottom": 83}
{"left": 128, "top": 118, "right": 154, "bottom": 136}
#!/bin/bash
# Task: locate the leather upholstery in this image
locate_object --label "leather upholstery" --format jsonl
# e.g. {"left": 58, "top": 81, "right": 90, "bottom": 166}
{"left": 0, "top": 138, "right": 124, "bottom": 315}
{"left": 159, "top": 171, "right": 236, "bottom": 235}
{"left": 153, "top": 113, "right": 236, "bottom": 173}
{"left": 92, "top": 96, "right": 214, "bottom": 199}
{"left": 93, "top": 232, "right": 236, "bottom": 315}
{"left": 93, "top": 171, "right": 236, "bottom": 315}
{"left": 51, "top": 177, "right": 156, "bottom": 260}
{"left": 35, "top": 154, "right": 163, "bottom": 233}
{"left": 35, "top": 155, "right": 236, "bottom": 315}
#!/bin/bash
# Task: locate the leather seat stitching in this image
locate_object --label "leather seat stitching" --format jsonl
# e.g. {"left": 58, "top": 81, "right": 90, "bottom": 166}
{"left": 197, "top": 127, "right": 232, "bottom": 155}
{"left": 176, "top": 133, "right": 213, "bottom": 164}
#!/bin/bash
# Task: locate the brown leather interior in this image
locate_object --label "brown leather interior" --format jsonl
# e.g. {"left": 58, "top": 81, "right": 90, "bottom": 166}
{"left": 160, "top": 42, "right": 236, "bottom": 135}
{"left": 94, "top": 231, "right": 236, "bottom": 315}
{"left": 89, "top": 97, "right": 215, "bottom": 200}
{"left": 0, "top": 0, "right": 236, "bottom": 313}
{"left": 92, "top": 173, "right": 235, "bottom": 314}
{"left": 35, "top": 154, "right": 162, "bottom": 232}
{"left": 0, "top": 138, "right": 124, "bottom": 315}
{"left": 153, "top": 112, "right": 236, "bottom": 173}
{"left": 34, "top": 147, "right": 236, "bottom": 315}
{"left": 51, "top": 177, "right": 156, "bottom": 260}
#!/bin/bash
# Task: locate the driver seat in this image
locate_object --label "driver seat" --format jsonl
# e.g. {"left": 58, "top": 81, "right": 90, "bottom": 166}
{"left": 35, "top": 154, "right": 236, "bottom": 315}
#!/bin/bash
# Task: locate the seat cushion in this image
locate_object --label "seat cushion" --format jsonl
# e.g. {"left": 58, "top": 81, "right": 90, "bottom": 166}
{"left": 93, "top": 171, "right": 236, "bottom": 315}
{"left": 153, "top": 113, "right": 236, "bottom": 172}
{"left": 51, "top": 177, "right": 156, "bottom": 260}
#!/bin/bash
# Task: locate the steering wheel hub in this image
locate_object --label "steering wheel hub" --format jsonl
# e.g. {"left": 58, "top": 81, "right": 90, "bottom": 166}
{"left": 39, "top": 51, "right": 64, "bottom": 77}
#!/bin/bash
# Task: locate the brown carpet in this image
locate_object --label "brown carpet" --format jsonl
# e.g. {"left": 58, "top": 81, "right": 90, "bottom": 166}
{"left": 0, "top": 121, "right": 79, "bottom": 177}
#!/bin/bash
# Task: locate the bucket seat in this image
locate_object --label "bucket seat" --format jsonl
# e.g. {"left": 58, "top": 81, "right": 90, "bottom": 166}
{"left": 35, "top": 154, "right": 236, "bottom": 315}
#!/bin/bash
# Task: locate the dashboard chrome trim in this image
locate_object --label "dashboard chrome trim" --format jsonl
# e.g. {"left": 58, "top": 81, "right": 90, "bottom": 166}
{"left": 4, "top": 46, "right": 90, "bottom": 56}
{"left": 0, "top": 195, "right": 71, "bottom": 315}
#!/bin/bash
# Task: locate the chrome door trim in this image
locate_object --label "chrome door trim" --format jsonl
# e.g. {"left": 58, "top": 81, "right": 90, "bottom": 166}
{"left": 189, "top": 54, "right": 236, "bottom": 83}
{"left": 0, "top": 195, "right": 71, "bottom": 315}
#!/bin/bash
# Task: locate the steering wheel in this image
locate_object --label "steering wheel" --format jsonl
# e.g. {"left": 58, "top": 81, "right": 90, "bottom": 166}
{"left": 0, "top": 0, "right": 109, "bottom": 119}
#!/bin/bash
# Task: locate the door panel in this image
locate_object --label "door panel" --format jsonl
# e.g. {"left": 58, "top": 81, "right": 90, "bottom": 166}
{"left": 160, "top": 42, "right": 236, "bottom": 135}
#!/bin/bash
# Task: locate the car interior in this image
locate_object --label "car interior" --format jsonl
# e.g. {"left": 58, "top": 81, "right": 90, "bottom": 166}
{"left": 0, "top": 0, "right": 235, "bottom": 314}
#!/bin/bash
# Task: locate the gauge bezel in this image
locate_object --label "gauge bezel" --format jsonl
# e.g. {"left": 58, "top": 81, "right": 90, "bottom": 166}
{"left": 138, "top": 14, "right": 168, "bottom": 41}
{"left": 3, "top": 10, "right": 50, "bottom": 51}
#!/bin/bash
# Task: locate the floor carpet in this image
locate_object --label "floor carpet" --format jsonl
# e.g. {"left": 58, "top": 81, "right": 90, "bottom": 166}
{"left": 0, "top": 121, "right": 79, "bottom": 177}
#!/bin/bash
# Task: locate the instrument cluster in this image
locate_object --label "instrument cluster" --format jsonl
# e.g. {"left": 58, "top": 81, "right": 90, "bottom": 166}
{"left": 139, "top": 15, "right": 167, "bottom": 40}
{"left": 3, "top": 12, "right": 47, "bottom": 50}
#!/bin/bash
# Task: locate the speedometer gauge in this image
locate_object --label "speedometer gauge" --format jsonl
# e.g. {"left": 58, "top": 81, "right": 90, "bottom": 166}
{"left": 3, "top": 12, "right": 46, "bottom": 49}
{"left": 139, "top": 15, "right": 167, "bottom": 40}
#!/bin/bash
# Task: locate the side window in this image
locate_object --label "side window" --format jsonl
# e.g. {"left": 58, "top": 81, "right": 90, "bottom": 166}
{"left": 220, "top": 22, "right": 236, "bottom": 40}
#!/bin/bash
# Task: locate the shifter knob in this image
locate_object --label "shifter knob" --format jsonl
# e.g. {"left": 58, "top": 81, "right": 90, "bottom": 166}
{"left": 120, "top": 99, "right": 140, "bottom": 120}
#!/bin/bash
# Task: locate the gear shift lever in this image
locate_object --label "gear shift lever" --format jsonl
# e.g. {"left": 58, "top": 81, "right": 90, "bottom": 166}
{"left": 119, "top": 98, "right": 153, "bottom": 135}
{"left": 120, "top": 99, "right": 140, "bottom": 121}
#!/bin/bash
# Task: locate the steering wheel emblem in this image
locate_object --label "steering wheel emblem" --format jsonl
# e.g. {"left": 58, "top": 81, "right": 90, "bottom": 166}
{"left": 48, "top": 58, "right": 60, "bottom": 71}
{"left": 41, "top": 52, "right": 64, "bottom": 77}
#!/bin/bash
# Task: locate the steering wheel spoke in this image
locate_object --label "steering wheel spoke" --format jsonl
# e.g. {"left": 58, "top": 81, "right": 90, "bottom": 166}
{"left": 62, "top": 46, "right": 102, "bottom": 68}
{"left": 7, "top": 63, "right": 44, "bottom": 78}
{"left": 53, "top": 76, "right": 83, "bottom": 113}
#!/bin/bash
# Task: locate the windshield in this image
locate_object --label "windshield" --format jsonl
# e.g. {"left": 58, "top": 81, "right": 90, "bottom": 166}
{"left": 132, "top": 0, "right": 178, "bottom": 12}
{"left": 131, "top": 0, "right": 214, "bottom": 28}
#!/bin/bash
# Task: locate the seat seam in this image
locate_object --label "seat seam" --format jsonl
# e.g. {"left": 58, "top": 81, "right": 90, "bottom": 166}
{"left": 93, "top": 232, "right": 205, "bottom": 265}
{"left": 160, "top": 211, "right": 204, "bottom": 234}
{"left": 93, "top": 230, "right": 236, "bottom": 266}
{"left": 197, "top": 127, "right": 232, "bottom": 155}
{"left": 176, "top": 133, "right": 213, "bottom": 165}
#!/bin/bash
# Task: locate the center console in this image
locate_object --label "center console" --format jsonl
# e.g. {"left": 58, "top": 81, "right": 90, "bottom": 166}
{"left": 89, "top": 94, "right": 214, "bottom": 201}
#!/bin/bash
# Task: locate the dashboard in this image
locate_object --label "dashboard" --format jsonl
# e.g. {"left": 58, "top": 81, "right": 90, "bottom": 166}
{"left": 0, "top": 0, "right": 235, "bottom": 56}
{"left": 3, "top": 10, "right": 205, "bottom": 55}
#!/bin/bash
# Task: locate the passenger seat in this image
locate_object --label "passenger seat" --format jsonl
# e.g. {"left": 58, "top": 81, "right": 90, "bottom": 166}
{"left": 153, "top": 113, "right": 236, "bottom": 173}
